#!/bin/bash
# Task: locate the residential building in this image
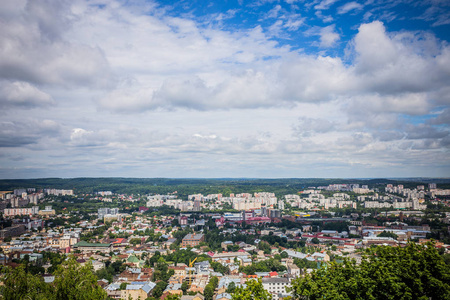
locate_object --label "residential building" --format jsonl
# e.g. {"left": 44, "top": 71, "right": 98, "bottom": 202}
{"left": 181, "top": 234, "right": 204, "bottom": 248}
{"left": 262, "top": 277, "right": 291, "bottom": 300}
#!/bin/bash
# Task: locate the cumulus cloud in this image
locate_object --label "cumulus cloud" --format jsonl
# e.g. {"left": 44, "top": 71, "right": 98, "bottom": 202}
{"left": 0, "top": 0, "right": 112, "bottom": 87}
{"left": 0, "top": 0, "right": 449, "bottom": 178}
{"left": 293, "top": 117, "right": 335, "bottom": 137}
{"left": 318, "top": 25, "right": 340, "bottom": 47}
{"left": 0, "top": 81, "right": 54, "bottom": 109}
{"left": 428, "top": 108, "right": 450, "bottom": 125}
{"left": 91, "top": 18, "right": 449, "bottom": 114}
{"left": 0, "top": 119, "right": 61, "bottom": 148}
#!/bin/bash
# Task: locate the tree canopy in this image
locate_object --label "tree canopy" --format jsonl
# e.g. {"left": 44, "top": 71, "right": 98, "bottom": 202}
{"left": 0, "top": 258, "right": 107, "bottom": 300}
{"left": 290, "top": 242, "right": 450, "bottom": 300}
{"left": 231, "top": 278, "right": 272, "bottom": 300}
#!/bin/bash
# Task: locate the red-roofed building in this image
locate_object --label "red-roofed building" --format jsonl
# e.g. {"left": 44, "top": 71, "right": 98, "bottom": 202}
{"left": 215, "top": 217, "right": 225, "bottom": 228}
{"left": 269, "top": 271, "right": 278, "bottom": 277}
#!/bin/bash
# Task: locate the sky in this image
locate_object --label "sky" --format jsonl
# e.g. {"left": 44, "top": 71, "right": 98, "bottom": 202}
{"left": 0, "top": 0, "right": 450, "bottom": 179}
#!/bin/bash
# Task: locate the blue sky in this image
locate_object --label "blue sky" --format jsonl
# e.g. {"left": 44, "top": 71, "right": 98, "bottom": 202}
{"left": 0, "top": 0, "right": 449, "bottom": 179}
{"left": 162, "top": 0, "right": 450, "bottom": 53}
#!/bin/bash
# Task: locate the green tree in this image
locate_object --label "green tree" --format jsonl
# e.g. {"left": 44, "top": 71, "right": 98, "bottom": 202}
{"left": 120, "top": 282, "right": 128, "bottom": 290}
{"left": 231, "top": 279, "right": 272, "bottom": 300}
{"left": 204, "top": 284, "right": 215, "bottom": 300}
{"left": 129, "top": 238, "right": 142, "bottom": 245}
{"left": 378, "top": 230, "right": 398, "bottom": 240}
{"left": 52, "top": 258, "right": 107, "bottom": 300}
{"left": 204, "top": 276, "right": 219, "bottom": 300}
{"left": 1, "top": 265, "right": 51, "bottom": 300}
{"left": 181, "top": 281, "right": 188, "bottom": 294}
{"left": 151, "top": 281, "right": 168, "bottom": 298}
{"left": 226, "top": 281, "right": 236, "bottom": 294}
{"left": 290, "top": 243, "right": 450, "bottom": 300}
{"left": 0, "top": 258, "right": 107, "bottom": 300}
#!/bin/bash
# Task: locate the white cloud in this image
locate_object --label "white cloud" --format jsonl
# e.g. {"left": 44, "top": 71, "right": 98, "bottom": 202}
{"left": 267, "top": 5, "right": 282, "bottom": 18}
{"left": 319, "top": 25, "right": 340, "bottom": 47}
{"left": 0, "top": 1, "right": 449, "bottom": 178}
{"left": 0, "top": 81, "right": 54, "bottom": 108}
{"left": 337, "top": 2, "right": 363, "bottom": 14}
{"left": 0, "top": 0, "right": 112, "bottom": 88}
{"left": 314, "top": 0, "right": 340, "bottom": 11}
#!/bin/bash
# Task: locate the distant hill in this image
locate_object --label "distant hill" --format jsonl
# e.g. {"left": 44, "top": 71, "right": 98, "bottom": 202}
{"left": 1, "top": 177, "right": 449, "bottom": 198}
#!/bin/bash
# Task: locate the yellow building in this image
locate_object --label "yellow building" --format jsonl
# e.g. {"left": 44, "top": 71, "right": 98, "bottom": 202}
{"left": 120, "top": 282, "right": 155, "bottom": 300}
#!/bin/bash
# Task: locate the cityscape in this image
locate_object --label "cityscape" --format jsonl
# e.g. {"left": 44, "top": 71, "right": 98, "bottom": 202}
{"left": 1, "top": 0, "right": 450, "bottom": 299}
{"left": 0, "top": 178, "right": 449, "bottom": 299}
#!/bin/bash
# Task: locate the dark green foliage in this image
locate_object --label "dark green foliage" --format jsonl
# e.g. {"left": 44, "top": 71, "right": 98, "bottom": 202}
{"left": 1, "top": 258, "right": 107, "bottom": 300}
{"left": 96, "top": 260, "right": 125, "bottom": 282}
{"left": 211, "top": 261, "right": 230, "bottom": 274}
{"left": 311, "top": 237, "right": 320, "bottom": 244}
{"left": 80, "top": 225, "right": 108, "bottom": 242}
{"left": 1, "top": 265, "right": 52, "bottom": 300}
{"left": 290, "top": 243, "right": 450, "bottom": 300}
{"left": 129, "top": 238, "right": 142, "bottom": 245}
{"left": 231, "top": 278, "right": 272, "bottom": 300}
{"left": 239, "top": 258, "right": 286, "bottom": 275}
{"left": 151, "top": 281, "right": 168, "bottom": 298}
{"left": 322, "top": 221, "right": 349, "bottom": 232}
{"left": 293, "top": 258, "right": 318, "bottom": 269}
{"left": 152, "top": 257, "right": 174, "bottom": 282}
{"left": 181, "top": 281, "right": 188, "bottom": 294}
{"left": 204, "top": 276, "right": 219, "bottom": 300}
{"left": 226, "top": 281, "right": 236, "bottom": 294}
{"left": 3, "top": 178, "right": 446, "bottom": 199}
{"left": 378, "top": 230, "right": 398, "bottom": 239}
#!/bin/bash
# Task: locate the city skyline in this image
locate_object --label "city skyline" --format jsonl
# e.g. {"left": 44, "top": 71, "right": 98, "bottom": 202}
{"left": 1, "top": 0, "right": 450, "bottom": 179}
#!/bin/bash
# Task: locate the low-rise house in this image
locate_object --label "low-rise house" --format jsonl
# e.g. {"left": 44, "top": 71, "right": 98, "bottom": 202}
{"left": 121, "top": 281, "right": 156, "bottom": 300}
{"left": 262, "top": 277, "right": 291, "bottom": 300}
{"left": 118, "top": 268, "right": 153, "bottom": 282}
{"left": 180, "top": 293, "right": 204, "bottom": 300}
{"left": 72, "top": 241, "right": 112, "bottom": 253}
{"left": 311, "top": 252, "right": 330, "bottom": 262}
{"left": 181, "top": 234, "right": 205, "bottom": 248}
{"left": 194, "top": 260, "right": 211, "bottom": 274}
{"left": 217, "top": 276, "right": 243, "bottom": 294}
{"left": 189, "top": 275, "right": 209, "bottom": 293}
{"left": 169, "top": 265, "right": 187, "bottom": 277}
{"left": 163, "top": 283, "right": 183, "bottom": 296}
{"left": 287, "top": 263, "right": 301, "bottom": 278}
{"left": 105, "top": 283, "right": 121, "bottom": 299}
{"left": 216, "top": 293, "right": 232, "bottom": 300}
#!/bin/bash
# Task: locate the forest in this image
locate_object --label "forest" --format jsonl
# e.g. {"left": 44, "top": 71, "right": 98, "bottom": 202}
{"left": 1, "top": 177, "right": 449, "bottom": 199}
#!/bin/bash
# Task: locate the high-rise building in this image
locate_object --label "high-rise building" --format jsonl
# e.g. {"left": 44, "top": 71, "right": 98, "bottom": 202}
{"left": 98, "top": 208, "right": 119, "bottom": 219}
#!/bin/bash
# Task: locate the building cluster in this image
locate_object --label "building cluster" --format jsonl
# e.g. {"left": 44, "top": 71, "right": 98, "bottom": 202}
{"left": 285, "top": 192, "right": 357, "bottom": 210}
{"left": 357, "top": 184, "right": 427, "bottom": 210}
{"left": 0, "top": 182, "right": 449, "bottom": 300}
{"left": 147, "top": 195, "right": 198, "bottom": 211}
{"left": 147, "top": 192, "right": 282, "bottom": 212}
{"left": 98, "top": 208, "right": 121, "bottom": 222}
{"left": 0, "top": 188, "right": 67, "bottom": 216}
{"left": 316, "top": 184, "right": 369, "bottom": 192}
{"left": 223, "top": 192, "right": 278, "bottom": 211}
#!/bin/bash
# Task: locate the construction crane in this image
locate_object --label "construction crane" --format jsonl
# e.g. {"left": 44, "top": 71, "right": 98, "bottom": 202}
{"left": 187, "top": 257, "right": 197, "bottom": 287}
